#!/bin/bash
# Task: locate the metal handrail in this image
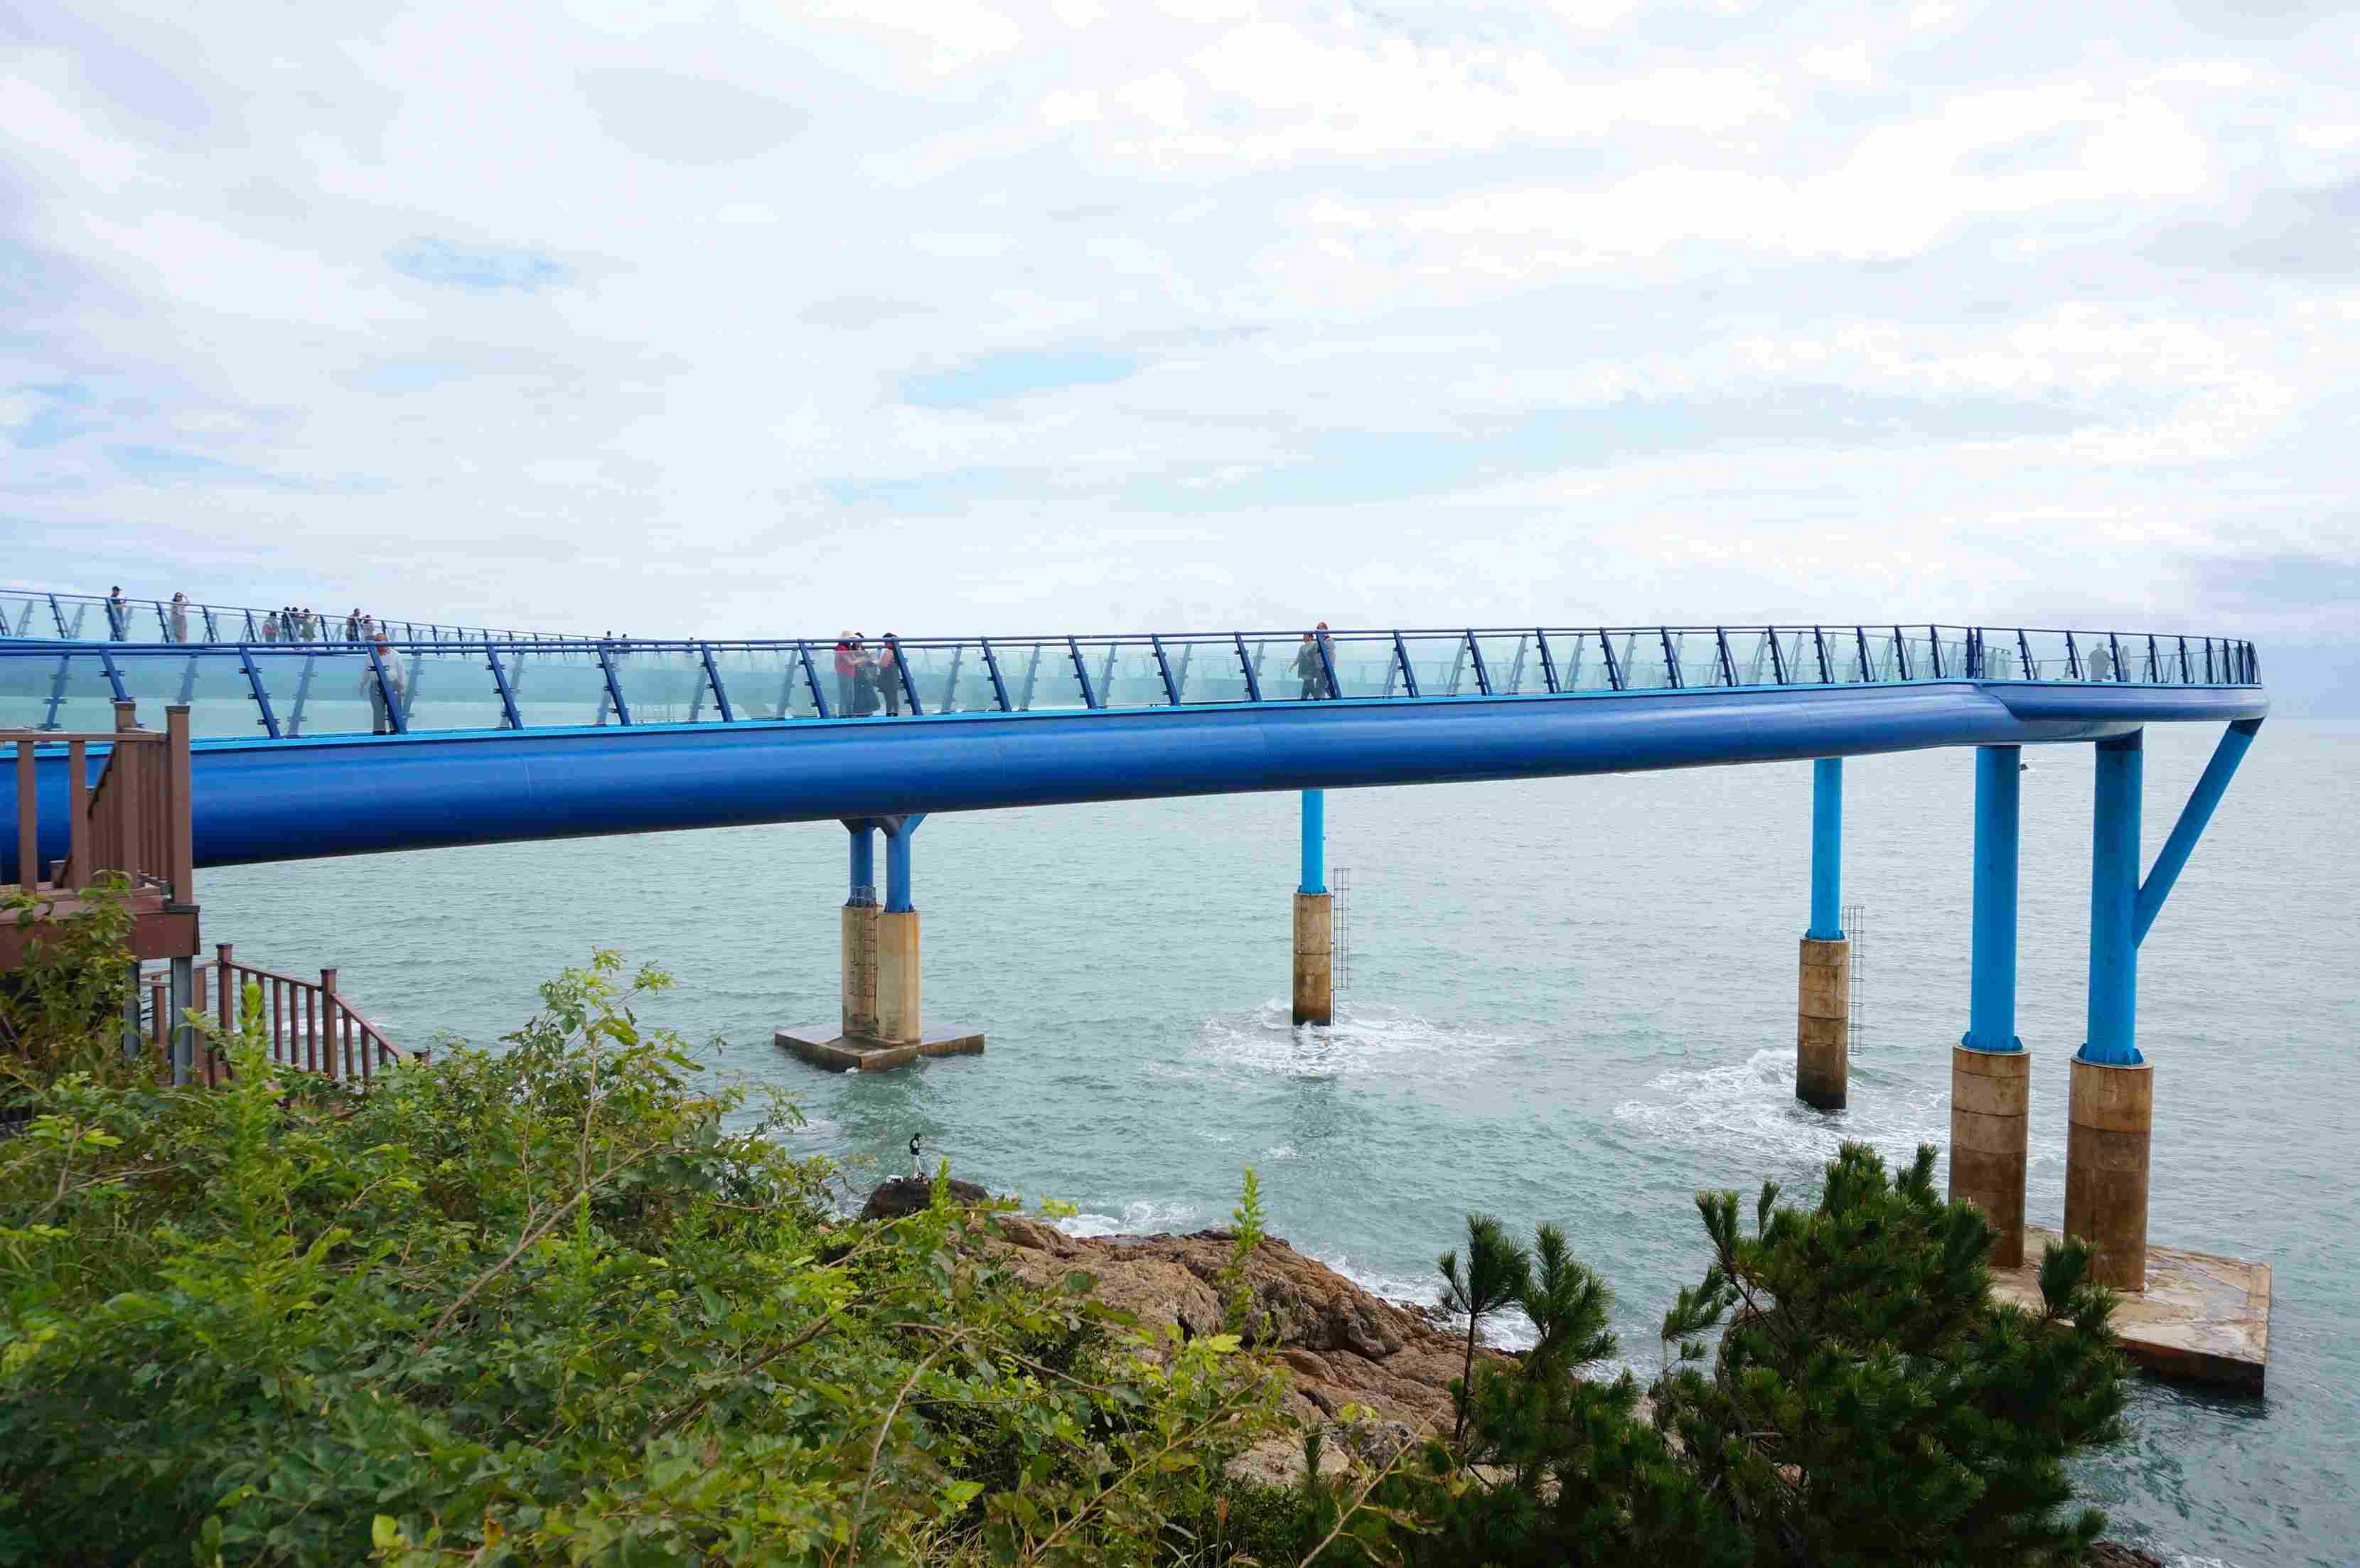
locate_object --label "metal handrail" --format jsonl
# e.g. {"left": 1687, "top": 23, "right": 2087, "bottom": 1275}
{"left": 0, "top": 624, "right": 2262, "bottom": 742}
{"left": 0, "top": 587, "right": 566, "bottom": 646}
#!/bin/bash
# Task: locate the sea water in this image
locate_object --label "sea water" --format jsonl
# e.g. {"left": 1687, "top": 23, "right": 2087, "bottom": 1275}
{"left": 200, "top": 719, "right": 2360, "bottom": 1566}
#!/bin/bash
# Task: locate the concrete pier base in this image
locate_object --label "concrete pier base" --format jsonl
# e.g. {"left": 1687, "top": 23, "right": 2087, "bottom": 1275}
{"left": 1949, "top": 1045, "right": 2031, "bottom": 1267}
{"left": 1794, "top": 937, "right": 1849, "bottom": 1110}
{"left": 1989, "top": 1225, "right": 2268, "bottom": 1392}
{"left": 775, "top": 1025, "right": 985, "bottom": 1073}
{"left": 2065, "top": 1056, "right": 2152, "bottom": 1291}
{"left": 783, "top": 903, "right": 982, "bottom": 1071}
{"left": 1292, "top": 892, "right": 1332, "bottom": 1026}
{"left": 841, "top": 903, "right": 878, "bottom": 1039}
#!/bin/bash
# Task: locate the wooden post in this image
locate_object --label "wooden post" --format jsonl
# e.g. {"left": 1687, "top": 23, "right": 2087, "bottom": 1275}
{"left": 165, "top": 706, "right": 193, "bottom": 903}
{"left": 13, "top": 739, "right": 34, "bottom": 893}
{"left": 111, "top": 703, "right": 139, "bottom": 882}
{"left": 321, "top": 970, "right": 340, "bottom": 1080}
{"left": 65, "top": 740, "right": 87, "bottom": 888}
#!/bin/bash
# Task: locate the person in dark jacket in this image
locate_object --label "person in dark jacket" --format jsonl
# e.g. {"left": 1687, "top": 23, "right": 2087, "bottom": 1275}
{"left": 852, "top": 643, "right": 882, "bottom": 716}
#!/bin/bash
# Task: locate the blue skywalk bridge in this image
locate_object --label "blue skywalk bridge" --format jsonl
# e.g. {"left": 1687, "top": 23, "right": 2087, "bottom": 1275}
{"left": 0, "top": 621, "right": 2260, "bottom": 871}
{"left": 1, "top": 613, "right": 2270, "bottom": 1301}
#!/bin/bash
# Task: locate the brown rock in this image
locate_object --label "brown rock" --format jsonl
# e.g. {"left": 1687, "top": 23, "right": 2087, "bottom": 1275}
{"left": 2084, "top": 1545, "right": 2165, "bottom": 1568}
{"left": 988, "top": 1219, "right": 1508, "bottom": 1447}
{"left": 860, "top": 1175, "right": 998, "bottom": 1222}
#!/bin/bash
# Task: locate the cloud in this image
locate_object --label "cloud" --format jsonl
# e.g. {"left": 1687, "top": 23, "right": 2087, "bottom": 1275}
{"left": 0, "top": 0, "right": 2354, "bottom": 648}
{"left": 389, "top": 240, "right": 569, "bottom": 293}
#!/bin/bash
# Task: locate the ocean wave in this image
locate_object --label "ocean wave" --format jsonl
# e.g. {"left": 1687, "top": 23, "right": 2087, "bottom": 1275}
{"left": 1194, "top": 999, "right": 1516, "bottom": 1082}
{"left": 1054, "top": 1199, "right": 1204, "bottom": 1240}
{"left": 1609, "top": 1047, "right": 1949, "bottom": 1169}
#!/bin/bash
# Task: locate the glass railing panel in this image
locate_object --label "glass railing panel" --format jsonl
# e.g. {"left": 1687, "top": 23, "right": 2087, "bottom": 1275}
{"left": 1726, "top": 630, "right": 1778, "bottom": 687}
{"left": 881, "top": 640, "right": 986, "bottom": 714}
{"left": 2013, "top": 630, "right": 2071, "bottom": 681}
{"left": 1393, "top": 633, "right": 1472, "bottom": 697}
{"left": 0, "top": 594, "right": 53, "bottom": 641}
{"left": 709, "top": 647, "right": 818, "bottom": 720}
{"left": 1155, "top": 636, "right": 1238, "bottom": 704}
{"left": 0, "top": 651, "right": 124, "bottom": 730}
{"left": 1471, "top": 633, "right": 1535, "bottom": 694}
{"left": 990, "top": 641, "right": 1090, "bottom": 711}
{"left": 1545, "top": 631, "right": 1608, "bottom": 692}
{"left": 1225, "top": 635, "right": 1295, "bottom": 704}
{"left": 100, "top": 650, "right": 267, "bottom": 738}
{"left": 387, "top": 645, "right": 510, "bottom": 733}
{"left": 1068, "top": 640, "right": 1170, "bottom": 709}
{"left": 500, "top": 646, "right": 618, "bottom": 729}
{"left": 1672, "top": 631, "right": 1726, "bottom": 688}
{"left": 1313, "top": 633, "right": 1390, "bottom": 699}
{"left": 595, "top": 645, "right": 707, "bottom": 724}
{"left": 240, "top": 648, "right": 378, "bottom": 736}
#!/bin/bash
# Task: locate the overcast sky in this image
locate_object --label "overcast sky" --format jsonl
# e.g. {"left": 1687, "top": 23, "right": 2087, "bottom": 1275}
{"left": 3, "top": 1, "right": 2356, "bottom": 643}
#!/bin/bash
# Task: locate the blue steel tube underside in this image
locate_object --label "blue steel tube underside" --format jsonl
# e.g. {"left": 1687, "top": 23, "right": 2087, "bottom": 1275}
{"left": 0, "top": 680, "right": 2268, "bottom": 878}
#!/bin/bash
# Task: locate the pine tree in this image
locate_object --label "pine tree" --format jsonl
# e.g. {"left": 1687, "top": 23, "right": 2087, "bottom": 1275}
{"left": 1437, "top": 1213, "right": 1529, "bottom": 1443}
{"left": 1653, "top": 1140, "right": 2130, "bottom": 1567}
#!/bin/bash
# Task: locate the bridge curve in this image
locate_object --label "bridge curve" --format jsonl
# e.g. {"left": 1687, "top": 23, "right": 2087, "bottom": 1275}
{"left": 3, "top": 666, "right": 2265, "bottom": 874}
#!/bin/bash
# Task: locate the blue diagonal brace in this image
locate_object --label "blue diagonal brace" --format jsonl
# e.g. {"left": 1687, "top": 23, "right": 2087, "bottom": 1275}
{"left": 2133, "top": 718, "right": 2262, "bottom": 947}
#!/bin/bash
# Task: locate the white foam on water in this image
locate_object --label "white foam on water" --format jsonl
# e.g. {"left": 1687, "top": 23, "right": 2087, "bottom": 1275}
{"left": 1054, "top": 1199, "right": 1205, "bottom": 1240}
{"left": 1195, "top": 999, "right": 1514, "bottom": 1082}
{"left": 1611, "top": 1047, "right": 1948, "bottom": 1169}
{"left": 1264, "top": 1143, "right": 1297, "bottom": 1160}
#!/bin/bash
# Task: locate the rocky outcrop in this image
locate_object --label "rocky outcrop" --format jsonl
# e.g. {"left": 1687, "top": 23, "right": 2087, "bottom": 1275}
{"left": 860, "top": 1175, "right": 998, "bottom": 1222}
{"left": 989, "top": 1215, "right": 1503, "bottom": 1478}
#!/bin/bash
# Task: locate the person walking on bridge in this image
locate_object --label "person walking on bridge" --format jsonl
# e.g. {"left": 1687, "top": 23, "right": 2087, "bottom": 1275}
{"left": 876, "top": 637, "right": 903, "bottom": 717}
{"left": 1295, "top": 623, "right": 1334, "bottom": 699}
{"left": 168, "top": 592, "right": 189, "bottom": 644}
{"left": 345, "top": 608, "right": 361, "bottom": 642}
{"left": 107, "top": 586, "right": 127, "bottom": 639}
{"left": 363, "top": 638, "right": 407, "bottom": 734}
{"left": 833, "top": 634, "right": 859, "bottom": 717}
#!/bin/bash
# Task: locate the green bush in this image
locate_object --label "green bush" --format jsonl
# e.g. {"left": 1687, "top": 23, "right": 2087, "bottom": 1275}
{"left": 0, "top": 952, "right": 1283, "bottom": 1566}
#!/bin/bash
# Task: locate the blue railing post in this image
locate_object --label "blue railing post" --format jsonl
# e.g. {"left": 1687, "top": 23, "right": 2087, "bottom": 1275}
{"left": 1964, "top": 745, "right": 2022, "bottom": 1053}
{"left": 485, "top": 643, "right": 523, "bottom": 729}
{"left": 1534, "top": 628, "right": 1559, "bottom": 693}
{"left": 980, "top": 639, "right": 1012, "bottom": 711}
{"left": 797, "top": 641, "right": 830, "bottom": 719}
{"left": 2083, "top": 731, "right": 2143, "bottom": 1065}
{"left": 1151, "top": 635, "right": 1181, "bottom": 706}
{"left": 697, "top": 643, "right": 734, "bottom": 723}
{"left": 1464, "top": 631, "right": 1490, "bottom": 695}
{"left": 1808, "top": 758, "right": 1843, "bottom": 941}
{"left": 1232, "top": 635, "right": 1262, "bottom": 702}
{"left": 237, "top": 648, "right": 281, "bottom": 738}
{"left": 594, "top": 645, "right": 632, "bottom": 726}
{"left": 1299, "top": 788, "right": 1326, "bottom": 896}
{"left": 1391, "top": 632, "right": 1418, "bottom": 697}
{"left": 1068, "top": 636, "right": 1096, "bottom": 709}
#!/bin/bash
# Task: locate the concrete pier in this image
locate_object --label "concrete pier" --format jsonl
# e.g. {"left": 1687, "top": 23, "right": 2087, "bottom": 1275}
{"left": 1292, "top": 892, "right": 1333, "bottom": 1026}
{"left": 841, "top": 902, "right": 878, "bottom": 1039}
{"left": 1990, "top": 1225, "right": 2266, "bottom": 1391}
{"left": 1949, "top": 1044, "right": 2031, "bottom": 1266}
{"left": 779, "top": 815, "right": 982, "bottom": 1071}
{"left": 1292, "top": 788, "right": 1332, "bottom": 1026}
{"left": 2065, "top": 1056, "right": 2152, "bottom": 1290}
{"left": 1795, "top": 937, "right": 1849, "bottom": 1110}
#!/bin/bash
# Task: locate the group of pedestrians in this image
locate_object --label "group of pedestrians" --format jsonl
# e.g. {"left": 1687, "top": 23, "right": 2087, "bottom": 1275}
{"left": 832, "top": 633, "right": 906, "bottom": 717}
{"left": 99, "top": 586, "right": 388, "bottom": 646}
{"left": 263, "top": 606, "right": 375, "bottom": 644}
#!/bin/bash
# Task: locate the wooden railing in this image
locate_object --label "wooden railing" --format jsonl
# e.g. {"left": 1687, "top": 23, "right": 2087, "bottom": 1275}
{"left": 138, "top": 943, "right": 412, "bottom": 1087}
{"left": 6, "top": 702, "right": 192, "bottom": 901}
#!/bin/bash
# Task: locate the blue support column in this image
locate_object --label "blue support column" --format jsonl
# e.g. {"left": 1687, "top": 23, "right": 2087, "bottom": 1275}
{"left": 1964, "top": 746, "right": 2023, "bottom": 1053}
{"left": 1807, "top": 758, "right": 1843, "bottom": 940}
{"left": 881, "top": 814, "right": 926, "bottom": 913}
{"left": 2083, "top": 732, "right": 2143, "bottom": 1065}
{"left": 846, "top": 820, "right": 876, "bottom": 905}
{"left": 1299, "top": 788, "right": 1326, "bottom": 896}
